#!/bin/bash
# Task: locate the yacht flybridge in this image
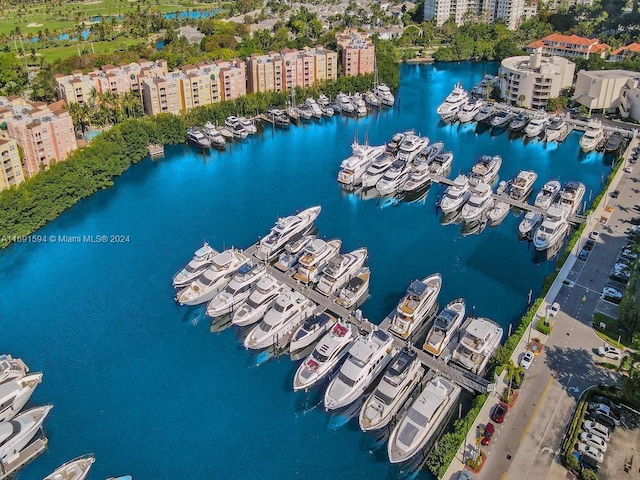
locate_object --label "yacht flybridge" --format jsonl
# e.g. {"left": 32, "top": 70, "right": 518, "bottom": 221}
{"left": 451, "top": 317, "right": 503, "bottom": 374}
{"left": 172, "top": 242, "right": 219, "bottom": 288}
{"left": 423, "top": 299, "right": 466, "bottom": 357}
{"left": 389, "top": 274, "right": 442, "bottom": 339}
{"left": 254, "top": 206, "right": 321, "bottom": 261}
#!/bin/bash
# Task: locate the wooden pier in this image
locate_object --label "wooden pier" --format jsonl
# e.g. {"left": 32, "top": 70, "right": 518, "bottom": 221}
{"left": 242, "top": 243, "right": 490, "bottom": 393}
{"left": 0, "top": 437, "right": 48, "bottom": 479}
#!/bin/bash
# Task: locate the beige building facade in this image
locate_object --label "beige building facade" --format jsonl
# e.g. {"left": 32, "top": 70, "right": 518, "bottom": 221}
{"left": 337, "top": 33, "right": 376, "bottom": 76}
{"left": 574, "top": 70, "right": 640, "bottom": 113}
{"left": 0, "top": 138, "right": 25, "bottom": 191}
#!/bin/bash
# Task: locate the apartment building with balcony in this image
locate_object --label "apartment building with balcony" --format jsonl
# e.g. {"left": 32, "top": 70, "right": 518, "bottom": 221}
{"left": 526, "top": 34, "right": 610, "bottom": 59}
{"left": 423, "top": 0, "right": 469, "bottom": 26}
{"left": 485, "top": 0, "right": 525, "bottom": 30}
{"left": 423, "top": 0, "right": 523, "bottom": 29}
{"left": 140, "top": 73, "right": 184, "bottom": 116}
{"left": 573, "top": 70, "right": 640, "bottom": 114}
{"left": 0, "top": 138, "right": 25, "bottom": 191}
{"left": 499, "top": 51, "right": 575, "bottom": 110}
{"left": 610, "top": 43, "right": 640, "bottom": 62}
{"left": 620, "top": 78, "right": 640, "bottom": 122}
{"left": 336, "top": 32, "right": 375, "bottom": 76}
{"left": 6, "top": 102, "right": 77, "bottom": 177}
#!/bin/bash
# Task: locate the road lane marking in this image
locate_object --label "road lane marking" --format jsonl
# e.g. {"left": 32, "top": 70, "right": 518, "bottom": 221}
{"left": 520, "top": 377, "right": 554, "bottom": 444}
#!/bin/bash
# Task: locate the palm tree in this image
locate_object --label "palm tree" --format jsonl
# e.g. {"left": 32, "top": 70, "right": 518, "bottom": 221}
{"left": 503, "top": 359, "right": 524, "bottom": 403}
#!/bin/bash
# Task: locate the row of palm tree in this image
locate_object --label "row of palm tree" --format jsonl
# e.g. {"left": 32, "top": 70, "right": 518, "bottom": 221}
{"left": 67, "top": 89, "right": 143, "bottom": 134}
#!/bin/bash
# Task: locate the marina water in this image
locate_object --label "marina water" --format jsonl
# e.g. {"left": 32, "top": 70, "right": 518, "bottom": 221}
{"left": 0, "top": 63, "right": 613, "bottom": 480}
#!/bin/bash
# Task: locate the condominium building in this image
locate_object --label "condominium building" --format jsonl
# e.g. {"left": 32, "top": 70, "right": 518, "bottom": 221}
{"left": 620, "top": 78, "right": 640, "bottom": 122}
{"left": 336, "top": 32, "right": 375, "bottom": 76}
{"left": 0, "top": 138, "right": 25, "bottom": 191}
{"left": 55, "top": 60, "right": 168, "bottom": 104}
{"left": 574, "top": 70, "right": 640, "bottom": 113}
{"left": 485, "top": 0, "right": 525, "bottom": 30}
{"left": 246, "top": 47, "right": 337, "bottom": 93}
{"left": 423, "top": 0, "right": 469, "bottom": 26}
{"left": 6, "top": 101, "right": 77, "bottom": 177}
{"left": 610, "top": 43, "right": 640, "bottom": 62}
{"left": 499, "top": 51, "right": 575, "bottom": 110}
{"left": 526, "top": 34, "right": 610, "bottom": 59}
{"left": 423, "top": 0, "right": 523, "bottom": 29}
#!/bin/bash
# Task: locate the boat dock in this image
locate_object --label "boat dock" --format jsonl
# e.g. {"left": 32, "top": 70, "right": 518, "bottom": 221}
{"left": 0, "top": 437, "right": 48, "bottom": 479}
{"left": 242, "top": 243, "right": 490, "bottom": 393}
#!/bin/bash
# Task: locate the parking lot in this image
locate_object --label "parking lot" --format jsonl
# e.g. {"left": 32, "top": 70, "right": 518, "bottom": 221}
{"left": 599, "top": 407, "right": 640, "bottom": 479}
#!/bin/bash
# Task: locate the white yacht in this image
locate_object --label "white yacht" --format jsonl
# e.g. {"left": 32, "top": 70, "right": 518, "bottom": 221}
{"left": 337, "top": 142, "right": 387, "bottom": 186}
{"left": 337, "top": 93, "right": 355, "bottom": 114}
{"left": 474, "top": 103, "right": 496, "bottom": 123}
{"left": 202, "top": 122, "right": 226, "bottom": 148}
{"left": 293, "top": 238, "right": 342, "bottom": 284}
{"left": 403, "top": 163, "right": 433, "bottom": 193}
{"left": 428, "top": 152, "right": 453, "bottom": 176}
{"left": 316, "top": 248, "right": 368, "bottom": 296}
{"left": 376, "top": 159, "right": 410, "bottom": 196}
{"left": 254, "top": 206, "right": 321, "bottom": 261}
{"left": 545, "top": 116, "right": 568, "bottom": 142}
{"left": 304, "top": 98, "right": 323, "bottom": 119}
{"left": 412, "top": 142, "right": 443, "bottom": 170}
{"left": 297, "top": 104, "right": 313, "bottom": 120}
{"left": 396, "top": 134, "right": 429, "bottom": 163}
{"left": 239, "top": 117, "right": 257, "bottom": 134}
{"left": 374, "top": 84, "right": 395, "bottom": 106}
{"left": 509, "top": 113, "right": 529, "bottom": 132}
{"left": 0, "top": 355, "right": 29, "bottom": 385}
{"left": 290, "top": 312, "right": 338, "bottom": 352}
{"left": 557, "top": 181, "right": 586, "bottom": 216}
{"left": 336, "top": 267, "right": 370, "bottom": 309}
{"left": 423, "top": 298, "right": 466, "bottom": 357}
{"left": 360, "top": 154, "right": 395, "bottom": 189}
{"left": 359, "top": 348, "right": 424, "bottom": 432}
{"left": 232, "top": 275, "right": 284, "bottom": 327}
{"left": 533, "top": 206, "right": 569, "bottom": 251}
{"left": 186, "top": 127, "right": 212, "bottom": 149}
{"left": 388, "top": 377, "right": 461, "bottom": 463}
{"left": 244, "top": 289, "right": 314, "bottom": 350}
{"left": 173, "top": 243, "right": 219, "bottom": 288}
{"left": 525, "top": 113, "right": 548, "bottom": 138}
{"left": 509, "top": 170, "right": 538, "bottom": 201}
{"left": 451, "top": 317, "right": 503, "bottom": 374}
{"left": 206, "top": 262, "right": 266, "bottom": 318}
{"left": 487, "top": 199, "right": 510, "bottom": 225}
{"left": 440, "top": 174, "right": 471, "bottom": 213}
{"left": 436, "top": 83, "right": 469, "bottom": 120}
{"left": 518, "top": 211, "right": 543, "bottom": 239}
{"left": 324, "top": 329, "right": 396, "bottom": 410}
{"left": 580, "top": 120, "right": 604, "bottom": 153}
{"left": 274, "top": 235, "right": 315, "bottom": 272}
{"left": 490, "top": 109, "right": 514, "bottom": 129}
{"left": 44, "top": 454, "right": 95, "bottom": 480}
{"left": 389, "top": 274, "right": 442, "bottom": 339}
{"left": 461, "top": 182, "right": 493, "bottom": 222}
{"left": 534, "top": 180, "right": 561, "bottom": 210}
{"left": 469, "top": 155, "right": 501, "bottom": 186}
{"left": 0, "top": 405, "right": 52, "bottom": 461}
{"left": 224, "top": 117, "right": 248, "bottom": 139}
{"left": 0, "top": 373, "right": 42, "bottom": 423}
{"left": 364, "top": 91, "right": 381, "bottom": 108}
{"left": 293, "top": 320, "right": 358, "bottom": 392}
{"left": 352, "top": 94, "right": 368, "bottom": 116}
{"left": 456, "top": 99, "right": 484, "bottom": 123}
{"left": 176, "top": 249, "right": 249, "bottom": 305}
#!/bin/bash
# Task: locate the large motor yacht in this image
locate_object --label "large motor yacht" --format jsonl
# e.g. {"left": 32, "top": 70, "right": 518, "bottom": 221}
{"left": 428, "top": 152, "right": 453, "bottom": 177}
{"left": 374, "top": 84, "right": 395, "bottom": 106}
{"left": 436, "top": 83, "right": 469, "bottom": 120}
{"left": 605, "top": 132, "right": 624, "bottom": 152}
{"left": 460, "top": 182, "right": 493, "bottom": 222}
{"left": 518, "top": 211, "right": 543, "bottom": 239}
{"left": 337, "top": 142, "right": 387, "bottom": 186}
{"left": 316, "top": 248, "right": 368, "bottom": 296}
{"left": 336, "top": 267, "right": 370, "bottom": 309}
{"left": 469, "top": 155, "right": 501, "bottom": 186}
{"left": 324, "top": 329, "right": 396, "bottom": 410}
{"left": 456, "top": 98, "right": 484, "bottom": 123}
{"left": 423, "top": 298, "right": 466, "bottom": 357}
{"left": 304, "top": 98, "right": 323, "bottom": 119}
{"left": 474, "top": 103, "right": 496, "bottom": 123}
{"left": 44, "top": 454, "right": 95, "bottom": 480}
{"left": 232, "top": 275, "right": 284, "bottom": 327}
{"left": 403, "top": 163, "right": 433, "bottom": 193}
{"left": 545, "top": 116, "right": 568, "bottom": 142}
{"left": 0, "top": 355, "right": 29, "bottom": 385}
{"left": 509, "top": 170, "right": 538, "bottom": 201}
{"left": 186, "top": 127, "right": 212, "bottom": 149}
{"left": 534, "top": 179, "right": 561, "bottom": 210}
{"left": 376, "top": 159, "right": 410, "bottom": 196}
{"left": 290, "top": 312, "right": 338, "bottom": 352}
{"left": 0, "top": 405, "right": 53, "bottom": 461}
{"left": 293, "top": 238, "right": 342, "bottom": 284}
{"left": 557, "top": 181, "right": 586, "bottom": 216}
{"left": 509, "top": 113, "right": 529, "bottom": 132}
{"left": 337, "top": 93, "right": 355, "bottom": 114}
{"left": 274, "top": 235, "right": 315, "bottom": 272}
{"left": 360, "top": 154, "right": 395, "bottom": 189}
{"left": 451, "top": 317, "right": 503, "bottom": 374}
{"left": 359, "top": 348, "right": 424, "bottom": 432}
{"left": 388, "top": 376, "right": 461, "bottom": 463}
{"left": 172, "top": 243, "right": 219, "bottom": 288}
{"left": 254, "top": 206, "right": 321, "bottom": 261}
{"left": 533, "top": 206, "right": 569, "bottom": 251}
{"left": 202, "top": 122, "right": 226, "bottom": 148}
{"left": 176, "top": 249, "right": 249, "bottom": 305}
{"left": 490, "top": 109, "right": 514, "bottom": 129}
{"left": 580, "top": 119, "right": 604, "bottom": 153}
{"left": 525, "top": 113, "right": 548, "bottom": 138}
{"left": 0, "top": 373, "right": 43, "bottom": 423}
{"left": 440, "top": 174, "right": 472, "bottom": 213}
{"left": 244, "top": 289, "right": 314, "bottom": 350}
{"left": 206, "top": 262, "right": 266, "bottom": 318}
{"left": 293, "top": 320, "right": 358, "bottom": 392}
{"left": 389, "top": 274, "right": 442, "bottom": 339}
{"left": 396, "top": 134, "right": 430, "bottom": 163}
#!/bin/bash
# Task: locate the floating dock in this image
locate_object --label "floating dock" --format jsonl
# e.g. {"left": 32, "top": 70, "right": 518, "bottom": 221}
{"left": 0, "top": 437, "right": 48, "bottom": 479}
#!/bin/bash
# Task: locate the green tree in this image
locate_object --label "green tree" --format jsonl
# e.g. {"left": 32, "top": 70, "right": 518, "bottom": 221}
{"left": 503, "top": 359, "right": 524, "bottom": 402}
{"left": 0, "top": 53, "right": 28, "bottom": 95}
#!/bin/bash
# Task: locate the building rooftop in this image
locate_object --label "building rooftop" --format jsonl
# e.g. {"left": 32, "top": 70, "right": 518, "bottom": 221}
{"left": 612, "top": 42, "right": 640, "bottom": 56}
{"left": 578, "top": 69, "right": 640, "bottom": 80}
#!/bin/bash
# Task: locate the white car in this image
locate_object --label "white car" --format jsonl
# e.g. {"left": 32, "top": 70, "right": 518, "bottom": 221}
{"left": 624, "top": 166, "right": 633, "bottom": 173}
{"left": 589, "top": 231, "right": 600, "bottom": 241}
{"left": 583, "top": 420, "right": 610, "bottom": 441}
{"left": 578, "top": 443, "right": 604, "bottom": 463}
{"left": 457, "top": 471, "right": 474, "bottom": 480}
{"left": 520, "top": 351, "right": 534, "bottom": 370}
{"left": 622, "top": 249, "right": 637, "bottom": 260}
{"left": 579, "top": 432, "right": 607, "bottom": 452}
{"left": 601, "top": 287, "right": 623, "bottom": 300}
{"left": 547, "top": 302, "right": 560, "bottom": 317}
{"left": 596, "top": 346, "right": 622, "bottom": 361}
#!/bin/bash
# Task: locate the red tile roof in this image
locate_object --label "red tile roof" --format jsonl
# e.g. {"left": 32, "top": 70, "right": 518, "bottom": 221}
{"left": 527, "top": 40, "right": 544, "bottom": 49}
{"left": 543, "top": 33, "right": 599, "bottom": 46}
{"left": 612, "top": 42, "right": 640, "bottom": 56}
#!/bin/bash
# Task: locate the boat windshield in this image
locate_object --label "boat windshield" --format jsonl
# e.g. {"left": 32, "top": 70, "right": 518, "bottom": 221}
{"left": 258, "top": 320, "right": 274, "bottom": 332}
{"left": 338, "top": 371, "right": 356, "bottom": 387}
{"left": 407, "top": 408, "right": 429, "bottom": 426}
{"left": 184, "top": 263, "right": 200, "bottom": 273}
{"left": 468, "top": 198, "right": 484, "bottom": 208}
{"left": 245, "top": 297, "right": 263, "bottom": 309}
{"left": 274, "top": 301, "right": 288, "bottom": 313}
{"left": 311, "top": 349, "right": 329, "bottom": 363}
{"left": 375, "top": 388, "right": 395, "bottom": 405}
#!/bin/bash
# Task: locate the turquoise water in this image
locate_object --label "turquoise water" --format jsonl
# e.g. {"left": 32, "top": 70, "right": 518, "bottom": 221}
{"left": 0, "top": 63, "right": 613, "bottom": 480}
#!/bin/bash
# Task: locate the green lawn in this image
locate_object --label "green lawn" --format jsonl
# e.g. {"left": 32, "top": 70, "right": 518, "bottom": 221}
{"left": 34, "top": 38, "right": 149, "bottom": 62}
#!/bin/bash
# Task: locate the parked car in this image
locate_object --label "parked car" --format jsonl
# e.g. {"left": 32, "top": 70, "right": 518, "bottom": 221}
{"left": 589, "top": 231, "right": 600, "bottom": 240}
{"left": 589, "top": 412, "right": 618, "bottom": 430}
{"left": 596, "top": 346, "right": 622, "bottom": 360}
{"left": 624, "top": 165, "right": 633, "bottom": 173}
{"left": 590, "top": 404, "right": 621, "bottom": 424}
{"left": 457, "top": 471, "right": 474, "bottom": 480}
{"left": 610, "top": 190, "right": 620, "bottom": 199}
{"left": 578, "top": 249, "right": 589, "bottom": 261}
{"left": 582, "top": 420, "right": 610, "bottom": 441}
{"left": 622, "top": 249, "right": 637, "bottom": 260}
{"left": 610, "top": 272, "right": 630, "bottom": 284}
{"left": 601, "top": 287, "right": 623, "bottom": 300}
{"left": 584, "top": 239, "right": 595, "bottom": 251}
{"left": 578, "top": 443, "right": 604, "bottom": 463}
{"left": 520, "top": 351, "right": 534, "bottom": 370}
{"left": 631, "top": 217, "right": 640, "bottom": 226}
{"left": 491, "top": 402, "right": 508, "bottom": 424}
{"left": 480, "top": 422, "right": 495, "bottom": 445}
{"left": 579, "top": 432, "right": 607, "bottom": 452}
{"left": 547, "top": 302, "right": 560, "bottom": 317}
{"left": 580, "top": 452, "right": 599, "bottom": 472}
{"left": 591, "top": 396, "right": 620, "bottom": 411}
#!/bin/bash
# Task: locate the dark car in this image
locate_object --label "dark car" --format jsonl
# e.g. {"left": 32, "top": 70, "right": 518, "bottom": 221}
{"left": 491, "top": 402, "right": 508, "bottom": 424}
{"left": 591, "top": 396, "right": 621, "bottom": 412}
{"left": 631, "top": 217, "right": 640, "bottom": 226}
{"left": 589, "top": 412, "right": 617, "bottom": 430}
{"left": 579, "top": 249, "right": 589, "bottom": 261}
{"left": 481, "top": 422, "right": 495, "bottom": 445}
{"left": 611, "top": 190, "right": 620, "bottom": 198}
{"left": 580, "top": 452, "right": 599, "bottom": 472}
{"left": 584, "top": 239, "right": 595, "bottom": 251}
